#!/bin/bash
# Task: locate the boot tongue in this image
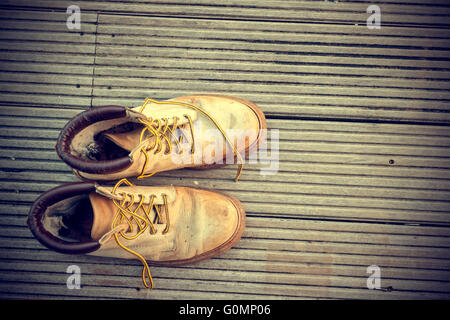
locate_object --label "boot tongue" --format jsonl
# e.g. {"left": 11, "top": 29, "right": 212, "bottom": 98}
{"left": 89, "top": 186, "right": 178, "bottom": 241}
{"left": 89, "top": 192, "right": 117, "bottom": 241}
{"left": 102, "top": 128, "right": 142, "bottom": 152}
{"left": 101, "top": 104, "right": 198, "bottom": 153}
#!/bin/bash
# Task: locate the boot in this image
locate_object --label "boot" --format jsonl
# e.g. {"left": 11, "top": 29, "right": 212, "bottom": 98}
{"left": 55, "top": 95, "right": 266, "bottom": 182}
{"left": 27, "top": 179, "right": 245, "bottom": 289}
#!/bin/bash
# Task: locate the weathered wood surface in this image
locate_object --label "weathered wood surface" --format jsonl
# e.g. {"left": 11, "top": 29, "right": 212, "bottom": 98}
{"left": 0, "top": 1, "right": 449, "bottom": 299}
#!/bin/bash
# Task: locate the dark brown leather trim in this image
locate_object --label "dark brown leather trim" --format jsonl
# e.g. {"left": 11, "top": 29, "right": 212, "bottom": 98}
{"left": 55, "top": 106, "right": 133, "bottom": 174}
{"left": 27, "top": 182, "right": 101, "bottom": 254}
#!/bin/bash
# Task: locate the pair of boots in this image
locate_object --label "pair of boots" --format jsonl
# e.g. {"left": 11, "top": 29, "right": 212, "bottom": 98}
{"left": 27, "top": 94, "right": 267, "bottom": 289}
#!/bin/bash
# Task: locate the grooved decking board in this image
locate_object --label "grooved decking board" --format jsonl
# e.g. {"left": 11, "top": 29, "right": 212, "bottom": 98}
{"left": 2, "top": 0, "right": 450, "bottom": 26}
{"left": 0, "top": 10, "right": 96, "bottom": 108}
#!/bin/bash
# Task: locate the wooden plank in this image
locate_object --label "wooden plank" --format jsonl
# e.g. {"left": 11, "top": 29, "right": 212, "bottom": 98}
{"left": 94, "top": 39, "right": 450, "bottom": 67}
{"left": 1, "top": 236, "right": 449, "bottom": 294}
{"left": 0, "top": 61, "right": 94, "bottom": 75}
{"left": 5, "top": 225, "right": 450, "bottom": 261}
{"left": 0, "top": 10, "right": 96, "bottom": 109}
{"left": 5, "top": 212, "right": 450, "bottom": 250}
{"left": 94, "top": 66, "right": 450, "bottom": 91}
{"left": 0, "top": 72, "right": 92, "bottom": 86}
{"left": 5, "top": 220, "right": 450, "bottom": 264}
{"left": 10, "top": 170, "right": 450, "bottom": 211}
{"left": 0, "top": 41, "right": 94, "bottom": 54}
{"left": 1, "top": 259, "right": 450, "bottom": 296}
{"left": 3, "top": 245, "right": 450, "bottom": 284}
{"left": 0, "top": 256, "right": 449, "bottom": 299}
{"left": 2, "top": 184, "right": 449, "bottom": 224}
{"left": 3, "top": 155, "right": 450, "bottom": 181}
{"left": 92, "top": 97, "right": 450, "bottom": 122}
{"left": 93, "top": 56, "right": 450, "bottom": 82}
{"left": 2, "top": 128, "right": 450, "bottom": 175}
{"left": 93, "top": 89, "right": 450, "bottom": 112}
{"left": 3, "top": 107, "right": 450, "bottom": 136}
{"left": 0, "top": 30, "right": 95, "bottom": 44}
{"left": 96, "top": 24, "right": 450, "bottom": 49}
{"left": 0, "top": 106, "right": 82, "bottom": 117}
{"left": 0, "top": 277, "right": 280, "bottom": 299}
{"left": 0, "top": 51, "right": 96, "bottom": 65}
{"left": 4, "top": 146, "right": 450, "bottom": 172}
{"left": 92, "top": 40, "right": 450, "bottom": 69}
{"left": 0, "top": 83, "right": 91, "bottom": 97}
{"left": 96, "top": 14, "right": 450, "bottom": 38}
{"left": 3, "top": 143, "right": 450, "bottom": 197}
{"left": 3, "top": 163, "right": 450, "bottom": 193}
{"left": 2, "top": 175, "right": 450, "bottom": 223}
{"left": 2, "top": 0, "right": 450, "bottom": 26}
{"left": 0, "top": 8, "right": 98, "bottom": 23}
{"left": 2, "top": 127, "right": 450, "bottom": 159}
{"left": 0, "top": 94, "right": 91, "bottom": 108}
{"left": 2, "top": 110, "right": 449, "bottom": 149}
{"left": 87, "top": 97, "right": 450, "bottom": 121}
{"left": 3, "top": 215, "right": 450, "bottom": 298}
{"left": 92, "top": 77, "right": 450, "bottom": 101}
{"left": 7, "top": 202, "right": 450, "bottom": 239}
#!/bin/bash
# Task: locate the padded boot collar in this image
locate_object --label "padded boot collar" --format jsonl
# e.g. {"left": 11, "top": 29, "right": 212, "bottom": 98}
{"left": 55, "top": 105, "right": 143, "bottom": 175}
{"left": 27, "top": 182, "right": 101, "bottom": 254}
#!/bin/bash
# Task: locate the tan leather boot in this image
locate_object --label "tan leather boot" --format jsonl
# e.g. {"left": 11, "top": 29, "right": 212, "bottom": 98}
{"left": 56, "top": 95, "right": 266, "bottom": 182}
{"left": 27, "top": 180, "right": 245, "bottom": 289}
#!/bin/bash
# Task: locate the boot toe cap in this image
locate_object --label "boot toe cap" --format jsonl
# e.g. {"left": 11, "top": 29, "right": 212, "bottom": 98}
{"left": 193, "top": 189, "right": 245, "bottom": 257}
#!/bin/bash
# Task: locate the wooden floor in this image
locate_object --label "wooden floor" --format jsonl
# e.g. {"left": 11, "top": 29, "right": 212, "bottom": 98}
{"left": 0, "top": 0, "right": 450, "bottom": 299}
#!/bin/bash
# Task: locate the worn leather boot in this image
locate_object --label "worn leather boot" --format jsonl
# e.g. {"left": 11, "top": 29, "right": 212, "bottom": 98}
{"left": 56, "top": 95, "right": 266, "bottom": 182}
{"left": 27, "top": 179, "right": 245, "bottom": 289}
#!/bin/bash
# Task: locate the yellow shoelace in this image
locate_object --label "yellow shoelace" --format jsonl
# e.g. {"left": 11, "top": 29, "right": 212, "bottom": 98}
{"left": 105, "top": 178, "right": 170, "bottom": 289}
{"left": 135, "top": 98, "right": 243, "bottom": 182}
